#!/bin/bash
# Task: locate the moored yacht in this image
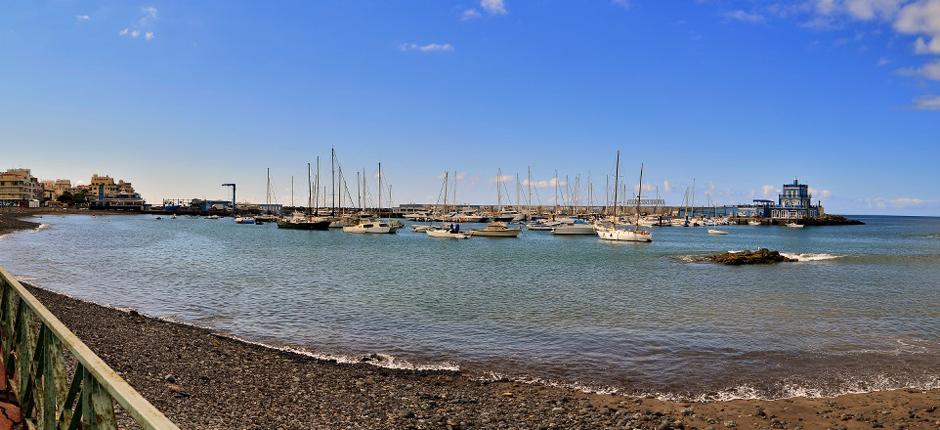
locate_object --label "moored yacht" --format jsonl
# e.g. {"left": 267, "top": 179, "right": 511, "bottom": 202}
{"left": 551, "top": 218, "right": 596, "bottom": 235}
{"left": 469, "top": 222, "right": 521, "bottom": 238}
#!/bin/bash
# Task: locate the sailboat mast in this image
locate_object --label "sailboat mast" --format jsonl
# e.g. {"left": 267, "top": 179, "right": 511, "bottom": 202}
{"left": 496, "top": 168, "right": 502, "bottom": 210}
{"left": 443, "top": 171, "right": 448, "bottom": 212}
{"left": 612, "top": 150, "right": 620, "bottom": 219}
{"left": 635, "top": 163, "right": 644, "bottom": 230}
{"left": 554, "top": 170, "right": 559, "bottom": 215}
{"left": 330, "top": 148, "right": 336, "bottom": 215}
{"left": 306, "top": 162, "right": 312, "bottom": 216}
{"left": 356, "top": 171, "right": 361, "bottom": 210}
{"left": 378, "top": 162, "right": 382, "bottom": 213}
{"left": 515, "top": 173, "right": 520, "bottom": 211}
{"left": 314, "top": 157, "right": 320, "bottom": 216}
{"left": 527, "top": 166, "right": 532, "bottom": 211}
{"left": 266, "top": 168, "right": 271, "bottom": 208}
{"left": 290, "top": 175, "right": 294, "bottom": 208}
{"left": 453, "top": 170, "right": 457, "bottom": 210}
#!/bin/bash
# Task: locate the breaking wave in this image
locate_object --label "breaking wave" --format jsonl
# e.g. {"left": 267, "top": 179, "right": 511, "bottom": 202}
{"left": 779, "top": 252, "right": 843, "bottom": 262}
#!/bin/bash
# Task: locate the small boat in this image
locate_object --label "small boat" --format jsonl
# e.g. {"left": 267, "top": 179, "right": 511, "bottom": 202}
{"left": 255, "top": 214, "right": 280, "bottom": 222}
{"left": 707, "top": 229, "right": 729, "bottom": 235}
{"left": 411, "top": 224, "right": 434, "bottom": 233}
{"left": 170, "top": 214, "right": 177, "bottom": 220}
{"left": 551, "top": 219, "right": 596, "bottom": 235}
{"left": 526, "top": 219, "right": 562, "bottom": 231}
{"left": 206, "top": 215, "right": 221, "bottom": 220}
{"left": 468, "top": 222, "right": 521, "bottom": 238}
{"left": 748, "top": 220, "right": 761, "bottom": 226}
{"left": 277, "top": 212, "right": 331, "bottom": 230}
{"left": 342, "top": 219, "right": 395, "bottom": 234}
{"left": 785, "top": 222, "right": 804, "bottom": 228}
{"left": 234, "top": 217, "right": 256, "bottom": 224}
{"left": 426, "top": 227, "right": 469, "bottom": 239}
{"left": 154, "top": 216, "right": 163, "bottom": 220}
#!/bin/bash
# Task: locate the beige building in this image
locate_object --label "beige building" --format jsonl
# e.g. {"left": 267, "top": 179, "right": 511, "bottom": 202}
{"left": 0, "top": 169, "right": 42, "bottom": 206}
{"left": 86, "top": 174, "right": 146, "bottom": 210}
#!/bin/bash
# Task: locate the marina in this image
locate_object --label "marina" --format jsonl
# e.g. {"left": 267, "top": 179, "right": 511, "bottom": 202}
{"left": 1, "top": 213, "right": 937, "bottom": 401}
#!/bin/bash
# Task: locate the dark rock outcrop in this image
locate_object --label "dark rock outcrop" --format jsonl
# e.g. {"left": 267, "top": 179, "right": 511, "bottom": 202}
{"left": 709, "top": 249, "right": 796, "bottom": 265}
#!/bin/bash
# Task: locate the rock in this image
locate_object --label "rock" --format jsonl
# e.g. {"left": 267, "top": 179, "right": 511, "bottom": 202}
{"left": 723, "top": 420, "right": 736, "bottom": 428}
{"left": 164, "top": 374, "right": 176, "bottom": 383}
{"left": 709, "top": 248, "right": 797, "bottom": 265}
{"left": 398, "top": 410, "right": 416, "bottom": 419}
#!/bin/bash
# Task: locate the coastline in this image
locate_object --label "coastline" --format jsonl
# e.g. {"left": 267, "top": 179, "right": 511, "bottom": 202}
{"left": 22, "top": 284, "right": 940, "bottom": 430}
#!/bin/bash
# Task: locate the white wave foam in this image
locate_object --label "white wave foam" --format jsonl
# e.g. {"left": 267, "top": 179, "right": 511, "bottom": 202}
{"left": 779, "top": 252, "right": 843, "bottom": 262}
{"left": 35, "top": 223, "right": 50, "bottom": 230}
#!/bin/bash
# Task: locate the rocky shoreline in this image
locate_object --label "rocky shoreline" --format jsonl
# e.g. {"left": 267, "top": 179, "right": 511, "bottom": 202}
{"left": 18, "top": 285, "right": 939, "bottom": 429}
{"left": 0, "top": 214, "right": 39, "bottom": 236}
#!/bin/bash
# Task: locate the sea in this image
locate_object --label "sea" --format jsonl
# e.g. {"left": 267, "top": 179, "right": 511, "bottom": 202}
{"left": 1, "top": 214, "right": 938, "bottom": 401}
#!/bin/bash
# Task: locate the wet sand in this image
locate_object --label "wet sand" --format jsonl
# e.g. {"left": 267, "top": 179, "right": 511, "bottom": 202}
{"left": 23, "top": 285, "right": 940, "bottom": 430}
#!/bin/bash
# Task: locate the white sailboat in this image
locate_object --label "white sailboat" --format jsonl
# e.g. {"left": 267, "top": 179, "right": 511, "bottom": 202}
{"left": 595, "top": 151, "right": 652, "bottom": 243}
{"left": 342, "top": 219, "right": 394, "bottom": 234}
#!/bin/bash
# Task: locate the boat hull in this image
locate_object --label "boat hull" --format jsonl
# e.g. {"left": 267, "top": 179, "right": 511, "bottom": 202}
{"left": 276, "top": 220, "right": 331, "bottom": 230}
{"left": 596, "top": 228, "right": 652, "bottom": 242}
{"left": 426, "top": 229, "right": 469, "bottom": 239}
{"left": 551, "top": 225, "right": 596, "bottom": 235}
{"left": 468, "top": 229, "right": 521, "bottom": 238}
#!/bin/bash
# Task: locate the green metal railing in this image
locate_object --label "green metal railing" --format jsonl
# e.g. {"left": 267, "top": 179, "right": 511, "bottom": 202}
{"left": 0, "top": 267, "right": 179, "bottom": 430}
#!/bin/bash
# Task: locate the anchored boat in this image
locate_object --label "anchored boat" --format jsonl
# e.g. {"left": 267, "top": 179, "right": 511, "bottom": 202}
{"left": 469, "top": 222, "right": 521, "bottom": 238}
{"left": 594, "top": 151, "right": 652, "bottom": 243}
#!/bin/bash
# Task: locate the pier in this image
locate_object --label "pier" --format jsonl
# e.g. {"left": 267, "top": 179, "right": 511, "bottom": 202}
{"left": 0, "top": 267, "right": 178, "bottom": 430}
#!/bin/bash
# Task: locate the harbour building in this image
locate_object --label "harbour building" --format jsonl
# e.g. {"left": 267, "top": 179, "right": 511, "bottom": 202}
{"left": 0, "top": 168, "right": 42, "bottom": 207}
{"left": 87, "top": 174, "right": 147, "bottom": 210}
{"left": 735, "top": 179, "right": 824, "bottom": 221}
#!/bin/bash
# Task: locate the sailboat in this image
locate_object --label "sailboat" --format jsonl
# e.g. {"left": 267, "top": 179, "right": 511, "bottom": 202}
{"left": 471, "top": 169, "right": 522, "bottom": 237}
{"left": 278, "top": 162, "right": 331, "bottom": 230}
{"left": 595, "top": 151, "right": 652, "bottom": 243}
{"left": 256, "top": 168, "right": 281, "bottom": 222}
{"left": 343, "top": 162, "right": 397, "bottom": 234}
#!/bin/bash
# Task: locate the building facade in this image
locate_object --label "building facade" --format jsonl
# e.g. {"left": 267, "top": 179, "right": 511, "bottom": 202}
{"left": 0, "top": 169, "right": 42, "bottom": 207}
{"left": 769, "top": 179, "right": 821, "bottom": 220}
{"left": 86, "top": 174, "right": 146, "bottom": 210}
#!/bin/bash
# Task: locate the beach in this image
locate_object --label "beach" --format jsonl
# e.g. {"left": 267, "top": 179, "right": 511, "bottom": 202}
{"left": 25, "top": 284, "right": 940, "bottom": 429}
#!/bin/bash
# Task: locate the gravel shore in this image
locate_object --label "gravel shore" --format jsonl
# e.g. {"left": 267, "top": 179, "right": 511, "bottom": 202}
{"left": 0, "top": 214, "right": 39, "bottom": 236}
{"left": 22, "top": 285, "right": 940, "bottom": 430}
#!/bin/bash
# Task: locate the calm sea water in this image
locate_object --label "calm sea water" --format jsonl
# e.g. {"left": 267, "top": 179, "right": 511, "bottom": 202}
{"left": 1, "top": 214, "right": 938, "bottom": 400}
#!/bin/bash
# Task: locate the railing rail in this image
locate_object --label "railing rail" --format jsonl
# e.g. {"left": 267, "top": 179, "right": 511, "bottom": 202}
{"left": 0, "top": 267, "right": 180, "bottom": 430}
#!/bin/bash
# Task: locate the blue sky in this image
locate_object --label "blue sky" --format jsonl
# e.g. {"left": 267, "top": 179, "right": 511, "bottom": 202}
{"left": 2, "top": 0, "right": 939, "bottom": 215}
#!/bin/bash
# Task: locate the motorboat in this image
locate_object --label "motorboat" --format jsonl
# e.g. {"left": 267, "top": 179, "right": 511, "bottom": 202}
{"left": 426, "top": 226, "right": 469, "bottom": 239}
{"left": 707, "top": 229, "right": 729, "bottom": 235}
{"left": 551, "top": 219, "right": 596, "bottom": 235}
{"left": 526, "top": 219, "right": 562, "bottom": 231}
{"left": 206, "top": 215, "right": 221, "bottom": 220}
{"left": 342, "top": 219, "right": 395, "bottom": 234}
{"left": 411, "top": 224, "right": 434, "bottom": 233}
{"left": 234, "top": 217, "right": 256, "bottom": 224}
{"left": 785, "top": 222, "right": 805, "bottom": 228}
{"left": 277, "top": 212, "right": 331, "bottom": 230}
{"left": 469, "top": 222, "right": 521, "bottom": 238}
{"left": 748, "top": 220, "right": 762, "bottom": 226}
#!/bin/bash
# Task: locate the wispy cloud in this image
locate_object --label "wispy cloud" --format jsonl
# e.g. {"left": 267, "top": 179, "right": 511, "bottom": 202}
{"left": 913, "top": 94, "right": 940, "bottom": 110}
{"left": 761, "top": 184, "right": 779, "bottom": 198}
{"left": 120, "top": 6, "right": 158, "bottom": 42}
{"left": 492, "top": 175, "right": 514, "bottom": 183}
{"left": 898, "top": 59, "right": 940, "bottom": 80}
{"left": 399, "top": 43, "right": 454, "bottom": 53}
{"left": 662, "top": 179, "right": 672, "bottom": 193}
{"left": 76, "top": 15, "right": 91, "bottom": 22}
{"left": 481, "top": 0, "right": 507, "bottom": 15}
{"left": 522, "top": 178, "right": 567, "bottom": 189}
{"left": 914, "top": 36, "right": 940, "bottom": 54}
{"left": 890, "top": 197, "right": 926, "bottom": 208}
{"left": 724, "top": 10, "right": 766, "bottom": 23}
{"left": 611, "top": 0, "right": 632, "bottom": 11}
{"left": 460, "top": 9, "right": 482, "bottom": 21}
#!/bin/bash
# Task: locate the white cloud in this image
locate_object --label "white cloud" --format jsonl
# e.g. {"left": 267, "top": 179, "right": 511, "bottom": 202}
{"left": 480, "top": 0, "right": 507, "bottom": 15}
{"left": 492, "top": 175, "right": 513, "bottom": 183}
{"left": 912, "top": 94, "right": 940, "bottom": 109}
{"left": 914, "top": 36, "right": 940, "bottom": 53}
{"left": 612, "top": 0, "right": 632, "bottom": 11}
{"left": 899, "top": 59, "right": 940, "bottom": 79}
{"left": 399, "top": 43, "right": 454, "bottom": 53}
{"left": 662, "top": 179, "right": 672, "bottom": 193}
{"left": 522, "top": 177, "right": 567, "bottom": 189}
{"left": 120, "top": 6, "right": 158, "bottom": 41}
{"left": 76, "top": 15, "right": 91, "bottom": 21}
{"left": 809, "top": 187, "right": 833, "bottom": 199}
{"left": 724, "top": 10, "right": 766, "bottom": 23}
{"left": 761, "top": 184, "right": 779, "bottom": 198}
{"left": 877, "top": 56, "right": 892, "bottom": 65}
{"left": 890, "top": 197, "right": 926, "bottom": 207}
{"left": 461, "top": 9, "right": 482, "bottom": 21}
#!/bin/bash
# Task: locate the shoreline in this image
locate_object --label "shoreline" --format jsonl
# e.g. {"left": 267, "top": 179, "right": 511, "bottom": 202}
{"left": 20, "top": 284, "right": 940, "bottom": 429}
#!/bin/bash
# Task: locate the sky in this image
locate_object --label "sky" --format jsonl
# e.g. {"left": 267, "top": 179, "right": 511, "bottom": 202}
{"left": 2, "top": 0, "right": 939, "bottom": 215}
